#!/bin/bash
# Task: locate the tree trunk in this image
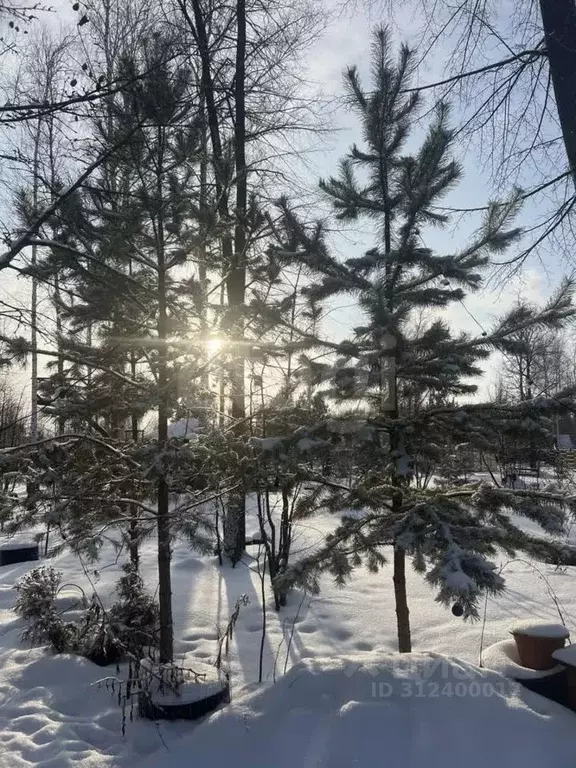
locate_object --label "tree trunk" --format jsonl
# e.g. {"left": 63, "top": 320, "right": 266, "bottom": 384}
{"left": 218, "top": 282, "right": 226, "bottom": 429}
{"left": 156, "top": 125, "right": 173, "bottom": 664}
{"left": 128, "top": 516, "right": 140, "bottom": 570}
{"left": 187, "top": 0, "right": 247, "bottom": 562}
{"left": 276, "top": 488, "right": 291, "bottom": 607}
{"left": 30, "top": 267, "right": 38, "bottom": 439}
{"left": 393, "top": 545, "right": 411, "bottom": 653}
{"left": 198, "top": 90, "right": 211, "bottom": 400}
{"left": 223, "top": 492, "right": 245, "bottom": 565}
{"left": 223, "top": 0, "right": 248, "bottom": 564}
{"left": 539, "top": 0, "right": 576, "bottom": 187}
{"left": 30, "top": 117, "right": 41, "bottom": 441}
{"left": 381, "top": 151, "right": 412, "bottom": 652}
{"left": 157, "top": 476, "right": 172, "bottom": 663}
{"left": 54, "top": 275, "right": 66, "bottom": 435}
{"left": 129, "top": 408, "right": 140, "bottom": 570}
{"left": 128, "top": 256, "right": 140, "bottom": 571}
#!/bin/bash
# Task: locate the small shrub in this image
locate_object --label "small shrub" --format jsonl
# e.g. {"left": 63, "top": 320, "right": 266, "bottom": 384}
{"left": 108, "top": 563, "right": 159, "bottom": 658}
{"left": 75, "top": 565, "right": 159, "bottom": 665}
{"left": 14, "top": 563, "right": 159, "bottom": 665}
{"left": 14, "top": 565, "right": 61, "bottom": 620}
{"left": 13, "top": 566, "right": 75, "bottom": 651}
{"left": 76, "top": 597, "right": 124, "bottom": 666}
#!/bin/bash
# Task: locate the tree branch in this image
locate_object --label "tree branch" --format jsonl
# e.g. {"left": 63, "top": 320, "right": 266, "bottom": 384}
{"left": 401, "top": 48, "right": 546, "bottom": 94}
{"left": 0, "top": 122, "right": 145, "bottom": 271}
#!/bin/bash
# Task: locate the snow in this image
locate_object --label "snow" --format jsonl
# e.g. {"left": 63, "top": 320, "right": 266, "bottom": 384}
{"left": 296, "top": 437, "right": 324, "bottom": 453}
{"left": 0, "top": 542, "right": 37, "bottom": 551}
{"left": 166, "top": 418, "right": 200, "bottom": 438}
{"left": 509, "top": 621, "right": 570, "bottom": 639}
{"left": 136, "top": 654, "right": 576, "bottom": 768}
{"left": 482, "top": 639, "right": 565, "bottom": 680}
{"left": 0, "top": 648, "right": 140, "bottom": 767}
{"left": 553, "top": 645, "right": 576, "bottom": 667}
{"left": 0, "top": 497, "right": 576, "bottom": 765}
{"left": 248, "top": 436, "right": 280, "bottom": 452}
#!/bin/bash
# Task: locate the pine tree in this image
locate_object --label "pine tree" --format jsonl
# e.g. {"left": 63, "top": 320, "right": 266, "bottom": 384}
{"left": 9, "top": 33, "right": 220, "bottom": 664}
{"left": 273, "top": 28, "right": 576, "bottom": 652}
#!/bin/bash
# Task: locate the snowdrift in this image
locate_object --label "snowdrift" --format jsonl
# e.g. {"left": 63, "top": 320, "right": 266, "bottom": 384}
{"left": 140, "top": 652, "right": 576, "bottom": 768}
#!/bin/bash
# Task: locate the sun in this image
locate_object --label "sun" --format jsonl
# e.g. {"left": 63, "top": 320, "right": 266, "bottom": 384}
{"left": 206, "top": 337, "right": 224, "bottom": 356}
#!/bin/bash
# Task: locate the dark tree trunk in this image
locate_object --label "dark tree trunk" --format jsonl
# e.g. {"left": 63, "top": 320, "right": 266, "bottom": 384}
{"left": 54, "top": 274, "right": 66, "bottom": 436}
{"left": 157, "top": 476, "right": 172, "bottom": 663}
{"left": 539, "top": 0, "right": 576, "bottom": 187}
{"left": 156, "top": 125, "right": 173, "bottom": 664}
{"left": 186, "top": 0, "right": 247, "bottom": 562}
{"left": 128, "top": 408, "right": 140, "bottom": 570}
{"left": 128, "top": 515, "right": 140, "bottom": 570}
{"left": 382, "top": 151, "right": 412, "bottom": 653}
{"left": 256, "top": 493, "right": 280, "bottom": 610}
{"left": 224, "top": 0, "right": 248, "bottom": 563}
{"left": 393, "top": 545, "right": 411, "bottom": 653}
{"left": 198, "top": 94, "right": 211, "bottom": 398}
{"left": 129, "top": 256, "right": 140, "bottom": 571}
{"left": 276, "top": 488, "right": 290, "bottom": 607}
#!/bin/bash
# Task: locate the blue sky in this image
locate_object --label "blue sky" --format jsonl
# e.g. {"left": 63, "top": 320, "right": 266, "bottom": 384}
{"left": 298, "top": 2, "right": 570, "bottom": 388}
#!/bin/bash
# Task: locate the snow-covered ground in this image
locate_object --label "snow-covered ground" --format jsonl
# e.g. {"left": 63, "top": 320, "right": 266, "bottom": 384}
{"left": 0, "top": 502, "right": 575, "bottom": 766}
{"left": 138, "top": 654, "right": 576, "bottom": 768}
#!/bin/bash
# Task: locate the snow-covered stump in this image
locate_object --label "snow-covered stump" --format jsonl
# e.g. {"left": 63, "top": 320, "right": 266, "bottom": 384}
{"left": 139, "top": 661, "right": 230, "bottom": 722}
{"left": 510, "top": 621, "right": 570, "bottom": 670}
{"left": 0, "top": 542, "right": 39, "bottom": 567}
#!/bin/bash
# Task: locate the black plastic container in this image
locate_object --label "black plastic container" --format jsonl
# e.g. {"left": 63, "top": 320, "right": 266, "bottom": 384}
{"left": 0, "top": 543, "right": 39, "bottom": 566}
{"left": 514, "top": 668, "right": 571, "bottom": 709}
{"left": 139, "top": 681, "right": 230, "bottom": 721}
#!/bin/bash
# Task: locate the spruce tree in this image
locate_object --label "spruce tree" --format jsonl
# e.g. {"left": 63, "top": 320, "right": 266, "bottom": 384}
{"left": 273, "top": 28, "right": 576, "bottom": 652}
